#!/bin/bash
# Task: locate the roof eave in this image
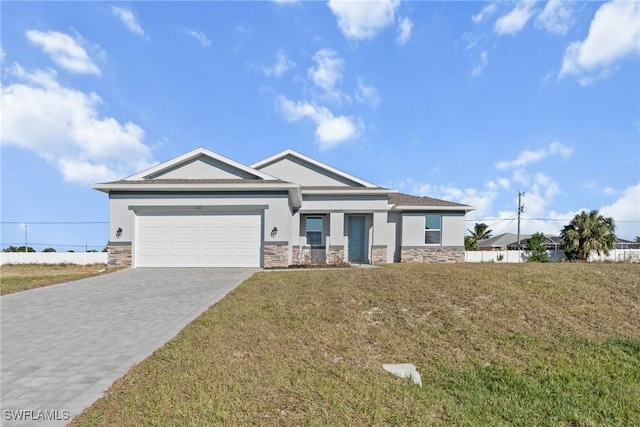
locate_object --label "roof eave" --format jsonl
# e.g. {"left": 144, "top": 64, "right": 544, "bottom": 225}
{"left": 391, "top": 205, "right": 475, "bottom": 212}
{"left": 91, "top": 183, "right": 300, "bottom": 192}
{"left": 301, "top": 189, "right": 397, "bottom": 195}
{"left": 93, "top": 182, "right": 303, "bottom": 209}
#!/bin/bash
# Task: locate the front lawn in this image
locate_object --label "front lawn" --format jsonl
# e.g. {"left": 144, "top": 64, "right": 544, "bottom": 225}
{"left": 72, "top": 263, "right": 640, "bottom": 426}
{"left": 0, "top": 263, "right": 111, "bottom": 295}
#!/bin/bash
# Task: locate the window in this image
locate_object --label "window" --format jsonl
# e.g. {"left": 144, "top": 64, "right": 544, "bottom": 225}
{"left": 306, "top": 216, "right": 323, "bottom": 247}
{"left": 425, "top": 215, "right": 441, "bottom": 244}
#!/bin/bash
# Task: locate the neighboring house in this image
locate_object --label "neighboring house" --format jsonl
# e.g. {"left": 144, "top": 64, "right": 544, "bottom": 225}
{"left": 614, "top": 238, "right": 640, "bottom": 250}
{"left": 93, "top": 148, "right": 473, "bottom": 268}
{"left": 477, "top": 233, "right": 636, "bottom": 251}
{"left": 476, "top": 233, "right": 562, "bottom": 251}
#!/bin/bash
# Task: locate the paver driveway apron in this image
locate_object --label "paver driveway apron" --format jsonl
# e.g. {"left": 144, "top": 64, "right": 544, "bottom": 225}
{"left": 1, "top": 267, "right": 257, "bottom": 427}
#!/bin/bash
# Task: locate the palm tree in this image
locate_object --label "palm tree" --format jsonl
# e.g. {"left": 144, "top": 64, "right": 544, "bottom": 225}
{"left": 560, "top": 210, "right": 616, "bottom": 261}
{"left": 464, "top": 235, "right": 477, "bottom": 251}
{"left": 468, "top": 222, "right": 492, "bottom": 240}
{"left": 465, "top": 223, "right": 492, "bottom": 251}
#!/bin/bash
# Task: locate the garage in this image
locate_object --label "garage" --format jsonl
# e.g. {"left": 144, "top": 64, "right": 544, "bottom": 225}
{"left": 135, "top": 212, "right": 262, "bottom": 267}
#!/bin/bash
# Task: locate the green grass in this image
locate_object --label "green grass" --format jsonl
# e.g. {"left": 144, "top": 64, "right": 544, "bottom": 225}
{"left": 0, "top": 263, "right": 112, "bottom": 295}
{"left": 71, "top": 263, "right": 640, "bottom": 426}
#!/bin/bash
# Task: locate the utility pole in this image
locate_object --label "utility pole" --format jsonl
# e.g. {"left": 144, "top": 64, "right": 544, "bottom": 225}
{"left": 24, "top": 224, "right": 28, "bottom": 251}
{"left": 517, "top": 192, "right": 525, "bottom": 251}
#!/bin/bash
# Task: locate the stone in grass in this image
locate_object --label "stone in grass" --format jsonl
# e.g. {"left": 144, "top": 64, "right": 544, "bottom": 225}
{"left": 382, "top": 363, "right": 422, "bottom": 387}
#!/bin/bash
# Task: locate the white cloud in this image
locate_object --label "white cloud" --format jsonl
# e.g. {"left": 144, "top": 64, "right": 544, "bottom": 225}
{"left": 512, "top": 169, "right": 529, "bottom": 186}
{"left": 536, "top": 0, "right": 572, "bottom": 35}
{"left": 0, "top": 45, "right": 6, "bottom": 62}
{"left": 496, "top": 141, "right": 573, "bottom": 170}
{"left": 327, "top": 0, "right": 400, "bottom": 40}
{"left": 262, "top": 50, "right": 295, "bottom": 77}
{"left": 184, "top": 29, "right": 211, "bottom": 47}
{"left": 270, "top": 0, "right": 300, "bottom": 4}
{"left": 471, "top": 50, "right": 488, "bottom": 77}
{"left": 390, "top": 154, "right": 638, "bottom": 240}
{"left": 395, "top": 171, "right": 568, "bottom": 236}
{"left": 308, "top": 48, "right": 344, "bottom": 100}
{"left": 464, "top": 33, "right": 484, "bottom": 51}
{"left": 278, "top": 96, "right": 361, "bottom": 149}
{"left": 519, "top": 172, "right": 561, "bottom": 217}
{"left": 494, "top": 1, "right": 536, "bottom": 35}
{"left": 600, "top": 183, "right": 640, "bottom": 240}
{"left": 25, "top": 30, "right": 100, "bottom": 75}
{"left": 1, "top": 64, "right": 154, "bottom": 184}
{"left": 560, "top": 0, "right": 640, "bottom": 80}
{"left": 472, "top": 2, "right": 498, "bottom": 24}
{"left": 392, "top": 177, "right": 499, "bottom": 219}
{"left": 355, "top": 78, "right": 380, "bottom": 108}
{"left": 576, "top": 68, "right": 613, "bottom": 87}
{"left": 396, "top": 17, "right": 412, "bottom": 45}
{"left": 111, "top": 6, "right": 147, "bottom": 38}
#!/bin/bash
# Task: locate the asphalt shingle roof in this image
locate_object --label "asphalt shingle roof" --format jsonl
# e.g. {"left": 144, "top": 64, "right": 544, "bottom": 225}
{"left": 389, "top": 193, "right": 469, "bottom": 207}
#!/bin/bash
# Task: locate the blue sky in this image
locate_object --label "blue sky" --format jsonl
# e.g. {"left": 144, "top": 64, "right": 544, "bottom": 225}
{"left": 1, "top": 0, "right": 639, "bottom": 251}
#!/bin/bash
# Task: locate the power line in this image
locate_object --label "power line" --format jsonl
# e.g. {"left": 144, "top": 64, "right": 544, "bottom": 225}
{"left": 494, "top": 218, "right": 517, "bottom": 236}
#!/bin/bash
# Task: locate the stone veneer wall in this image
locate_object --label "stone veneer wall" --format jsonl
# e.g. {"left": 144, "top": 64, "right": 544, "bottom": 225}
{"left": 292, "top": 247, "right": 303, "bottom": 265}
{"left": 108, "top": 242, "right": 132, "bottom": 268}
{"left": 327, "top": 246, "right": 345, "bottom": 264}
{"left": 400, "top": 247, "right": 464, "bottom": 263}
{"left": 264, "top": 242, "right": 288, "bottom": 268}
{"left": 371, "top": 245, "right": 388, "bottom": 264}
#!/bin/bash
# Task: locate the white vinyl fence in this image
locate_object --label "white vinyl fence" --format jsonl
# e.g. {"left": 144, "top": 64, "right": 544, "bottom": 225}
{"left": 0, "top": 252, "right": 108, "bottom": 265}
{"left": 465, "top": 249, "right": 640, "bottom": 263}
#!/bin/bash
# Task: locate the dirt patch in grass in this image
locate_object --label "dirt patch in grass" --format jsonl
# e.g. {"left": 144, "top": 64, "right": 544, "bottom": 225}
{"left": 71, "top": 263, "right": 640, "bottom": 426}
{"left": 0, "top": 263, "right": 113, "bottom": 295}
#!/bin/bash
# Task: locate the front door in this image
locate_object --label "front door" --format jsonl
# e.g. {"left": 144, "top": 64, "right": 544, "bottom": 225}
{"left": 347, "top": 215, "right": 365, "bottom": 263}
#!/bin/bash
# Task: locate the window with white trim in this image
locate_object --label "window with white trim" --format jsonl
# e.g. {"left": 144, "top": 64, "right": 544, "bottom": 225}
{"left": 306, "top": 216, "right": 323, "bottom": 247}
{"left": 425, "top": 215, "right": 441, "bottom": 244}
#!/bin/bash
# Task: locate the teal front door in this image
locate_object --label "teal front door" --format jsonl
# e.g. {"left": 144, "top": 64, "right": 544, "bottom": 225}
{"left": 348, "top": 216, "right": 365, "bottom": 263}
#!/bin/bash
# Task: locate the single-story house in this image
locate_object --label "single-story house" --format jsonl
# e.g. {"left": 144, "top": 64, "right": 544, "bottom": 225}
{"left": 476, "top": 233, "right": 563, "bottom": 251}
{"left": 93, "top": 147, "right": 474, "bottom": 268}
{"left": 476, "top": 233, "right": 638, "bottom": 251}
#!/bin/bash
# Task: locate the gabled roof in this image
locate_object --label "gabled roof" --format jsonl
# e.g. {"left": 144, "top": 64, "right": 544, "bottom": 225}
{"left": 92, "top": 148, "right": 302, "bottom": 207}
{"left": 251, "top": 149, "right": 378, "bottom": 188}
{"left": 477, "top": 233, "right": 634, "bottom": 249}
{"left": 389, "top": 193, "right": 474, "bottom": 212}
{"left": 126, "top": 147, "right": 279, "bottom": 181}
{"left": 477, "top": 233, "right": 563, "bottom": 248}
{"left": 477, "top": 233, "right": 528, "bottom": 248}
{"left": 91, "top": 147, "right": 475, "bottom": 214}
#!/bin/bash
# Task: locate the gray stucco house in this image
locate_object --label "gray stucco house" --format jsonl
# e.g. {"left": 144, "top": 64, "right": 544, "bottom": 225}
{"left": 93, "top": 147, "right": 474, "bottom": 268}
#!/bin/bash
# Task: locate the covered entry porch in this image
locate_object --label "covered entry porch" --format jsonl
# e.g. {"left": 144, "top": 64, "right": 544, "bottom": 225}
{"left": 292, "top": 211, "right": 389, "bottom": 265}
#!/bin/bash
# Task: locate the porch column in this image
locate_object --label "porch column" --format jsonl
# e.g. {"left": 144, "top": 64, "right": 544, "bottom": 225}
{"left": 371, "top": 211, "right": 388, "bottom": 263}
{"left": 327, "top": 212, "right": 345, "bottom": 263}
{"left": 291, "top": 211, "right": 301, "bottom": 264}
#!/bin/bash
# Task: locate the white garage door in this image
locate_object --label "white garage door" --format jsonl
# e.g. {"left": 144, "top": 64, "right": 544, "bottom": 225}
{"left": 135, "top": 212, "right": 262, "bottom": 267}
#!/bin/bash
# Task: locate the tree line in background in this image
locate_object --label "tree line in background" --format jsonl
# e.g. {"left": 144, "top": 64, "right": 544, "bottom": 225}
{"left": 465, "top": 210, "right": 635, "bottom": 262}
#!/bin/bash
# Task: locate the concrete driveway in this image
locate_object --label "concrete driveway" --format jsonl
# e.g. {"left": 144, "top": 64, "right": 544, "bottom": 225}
{"left": 1, "top": 268, "right": 257, "bottom": 426}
